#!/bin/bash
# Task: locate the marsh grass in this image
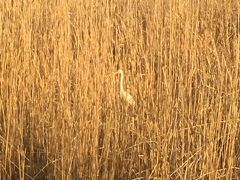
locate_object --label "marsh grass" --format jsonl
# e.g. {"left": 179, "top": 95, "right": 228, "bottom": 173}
{"left": 0, "top": 0, "right": 239, "bottom": 179}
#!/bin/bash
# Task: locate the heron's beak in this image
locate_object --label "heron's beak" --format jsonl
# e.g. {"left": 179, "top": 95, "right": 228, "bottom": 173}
{"left": 104, "top": 72, "right": 119, "bottom": 78}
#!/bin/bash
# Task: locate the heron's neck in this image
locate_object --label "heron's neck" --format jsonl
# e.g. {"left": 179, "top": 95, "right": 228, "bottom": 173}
{"left": 120, "top": 73, "right": 124, "bottom": 92}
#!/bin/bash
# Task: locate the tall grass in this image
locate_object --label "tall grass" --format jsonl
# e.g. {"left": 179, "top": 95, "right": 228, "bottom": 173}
{"left": 0, "top": 0, "right": 239, "bottom": 179}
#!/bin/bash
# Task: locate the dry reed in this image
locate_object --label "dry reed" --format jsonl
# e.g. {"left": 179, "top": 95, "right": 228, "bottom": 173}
{"left": 0, "top": 0, "right": 239, "bottom": 179}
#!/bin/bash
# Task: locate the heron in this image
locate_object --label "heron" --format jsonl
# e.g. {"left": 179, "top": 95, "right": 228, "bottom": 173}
{"left": 115, "top": 69, "right": 136, "bottom": 107}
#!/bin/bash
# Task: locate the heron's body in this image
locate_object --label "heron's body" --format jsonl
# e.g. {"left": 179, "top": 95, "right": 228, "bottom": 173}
{"left": 116, "top": 70, "right": 136, "bottom": 107}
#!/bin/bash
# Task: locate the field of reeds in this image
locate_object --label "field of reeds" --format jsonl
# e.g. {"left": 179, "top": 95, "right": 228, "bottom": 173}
{"left": 0, "top": 0, "right": 240, "bottom": 179}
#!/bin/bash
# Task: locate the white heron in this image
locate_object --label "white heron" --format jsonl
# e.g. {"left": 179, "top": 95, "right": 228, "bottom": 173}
{"left": 115, "top": 69, "right": 136, "bottom": 107}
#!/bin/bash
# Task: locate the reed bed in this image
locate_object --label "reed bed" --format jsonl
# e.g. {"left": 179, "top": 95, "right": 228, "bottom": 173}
{"left": 0, "top": 0, "right": 239, "bottom": 179}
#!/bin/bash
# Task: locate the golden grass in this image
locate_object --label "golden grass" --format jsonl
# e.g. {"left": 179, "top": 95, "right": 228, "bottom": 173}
{"left": 0, "top": 0, "right": 239, "bottom": 179}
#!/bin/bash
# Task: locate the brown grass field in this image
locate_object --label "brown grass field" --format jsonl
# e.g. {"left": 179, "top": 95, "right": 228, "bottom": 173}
{"left": 0, "top": 0, "right": 240, "bottom": 179}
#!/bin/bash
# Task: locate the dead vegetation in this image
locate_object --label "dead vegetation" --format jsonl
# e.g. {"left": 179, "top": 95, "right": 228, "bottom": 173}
{"left": 0, "top": 0, "right": 240, "bottom": 179}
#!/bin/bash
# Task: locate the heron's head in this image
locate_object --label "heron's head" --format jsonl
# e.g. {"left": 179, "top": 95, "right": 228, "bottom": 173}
{"left": 114, "top": 69, "right": 124, "bottom": 75}
{"left": 117, "top": 69, "right": 123, "bottom": 74}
